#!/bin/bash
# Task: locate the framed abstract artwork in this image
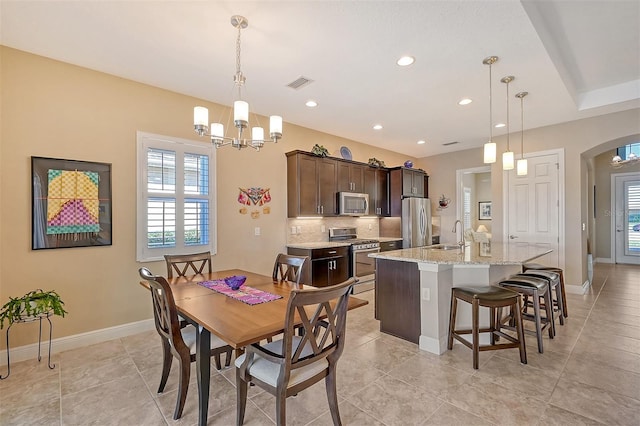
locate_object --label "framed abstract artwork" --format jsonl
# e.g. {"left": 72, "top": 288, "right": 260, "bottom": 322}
{"left": 31, "top": 156, "right": 112, "bottom": 250}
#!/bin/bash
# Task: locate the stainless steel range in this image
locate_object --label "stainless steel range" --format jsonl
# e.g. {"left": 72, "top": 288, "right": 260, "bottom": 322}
{"left": 328, "top": 227, "right": 380, "bottom": 293}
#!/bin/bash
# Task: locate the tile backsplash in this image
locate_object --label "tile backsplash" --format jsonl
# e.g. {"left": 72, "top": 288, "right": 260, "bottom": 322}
{"left": 286, "top": 217, "right": 379, "bottom": 244}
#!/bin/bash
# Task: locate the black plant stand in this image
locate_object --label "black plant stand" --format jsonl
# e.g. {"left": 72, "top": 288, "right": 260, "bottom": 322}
{"left": 0, "top": 312, "right": 55, "bottom": 380}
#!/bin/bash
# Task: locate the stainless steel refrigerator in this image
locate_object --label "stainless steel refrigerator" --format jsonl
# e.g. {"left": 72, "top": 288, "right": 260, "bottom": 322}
{"left": 402, "top": 197, "right": 432, "bottom": 248}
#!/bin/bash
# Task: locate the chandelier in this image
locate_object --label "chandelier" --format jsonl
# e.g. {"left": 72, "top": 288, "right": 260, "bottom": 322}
{"left": 611, "top": 153, "right": 639, "bottom": 168}
{"left": 193, "top": 15, "right": 282, "bottom": 151}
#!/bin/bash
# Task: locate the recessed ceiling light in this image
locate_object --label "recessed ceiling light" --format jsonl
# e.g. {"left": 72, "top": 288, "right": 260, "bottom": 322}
{"left": 417, "top": 140, "right": 426, "bottom": 145}
{"left": 396, "top": 56, "right": 415, "bottom": 66}
{"left": 373, "top": 124, "right": 383, "bottom": 130}
{"left": 305, "top": 100, "right": 318, "bottom": 107}
{"left": 495, "top": 123, "right": 505, "bottom": 128}
{"left": 458, "top": 98, "right": 473, "bottom": 105}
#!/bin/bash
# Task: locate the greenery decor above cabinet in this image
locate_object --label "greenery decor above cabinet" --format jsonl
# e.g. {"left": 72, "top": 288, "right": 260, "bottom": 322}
{"left": 286, "top": 150, "right": 391, "bottom": 218}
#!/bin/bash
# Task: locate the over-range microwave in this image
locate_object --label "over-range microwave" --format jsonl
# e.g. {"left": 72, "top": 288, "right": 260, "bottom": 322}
{"left": 338, "top": 192, "right": 369, "bottom": 216}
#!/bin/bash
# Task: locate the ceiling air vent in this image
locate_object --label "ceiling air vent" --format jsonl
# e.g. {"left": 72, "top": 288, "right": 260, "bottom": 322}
{"left": 286, "top": 76, "right": 314, "bottom": 90}
{"left": 442, "top": 141, "right": 459, "bottom": 146}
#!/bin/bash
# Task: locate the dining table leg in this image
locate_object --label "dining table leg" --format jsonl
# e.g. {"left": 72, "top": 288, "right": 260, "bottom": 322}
{"left": 196, "top": 324, "right": 211, "bottom": 426}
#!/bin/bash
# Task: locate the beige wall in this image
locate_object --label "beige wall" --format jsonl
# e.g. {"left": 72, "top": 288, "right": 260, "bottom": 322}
{"left": 418, "top": 110, "right": 640, "bottom": 288}
{"left": 0, "top": 47, "right": 411, "bottom": 348}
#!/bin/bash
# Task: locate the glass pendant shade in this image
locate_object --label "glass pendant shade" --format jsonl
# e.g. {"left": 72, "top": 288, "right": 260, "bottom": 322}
{"left": 517, "top": 158, "right": 528, "bottom": 175}
{"left": 194, "top": 106, "right": 208, "bottom": 126}
{"left": 234, "top": 101, "right": 249, "bottom": 124}
{"left": 503, "top": 151, "right": 515, "bottom": 170}
{"left": 484, "top": 142, "right": 497, "bottom": 163}
{"left": 251, "top": 127, "right": 264, "bottom": 141}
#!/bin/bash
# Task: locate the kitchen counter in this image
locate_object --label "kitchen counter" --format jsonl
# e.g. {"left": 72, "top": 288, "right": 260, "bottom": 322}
{"left": 371, "top": 242, "right": 552, "bottom": 265}
{"left": 373, "top": 242, "right": 553, "bottom": 355}
{"left": 286, "top": 241, "right": 351, "bottom": 249}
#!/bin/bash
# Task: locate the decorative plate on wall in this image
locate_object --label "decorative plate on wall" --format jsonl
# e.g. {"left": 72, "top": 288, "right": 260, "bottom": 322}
{"left": 340, "top": 146, "right": 352, "bottom": 161}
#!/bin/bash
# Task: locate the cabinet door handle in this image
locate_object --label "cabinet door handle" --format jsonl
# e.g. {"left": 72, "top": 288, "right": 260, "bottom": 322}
{"left": 328, "top": 250, "right": 337, "bottom": 254}
{"left": 321, "top": 205, "right": 324, "bottom": 214}
{"left": 332, "top": 260, "right": 337, "bottom": 269}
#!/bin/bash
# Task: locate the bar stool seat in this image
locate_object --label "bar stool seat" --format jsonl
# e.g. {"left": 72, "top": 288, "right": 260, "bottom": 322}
{"left": 448, "top": 286, "right": 527, "bottom": 369}
{"left": 519, "top": 270, "right": 565, "bottom": 326}
{"left": 498, "top": 275, "right": 554, "bottom": 353}
{"left": 522, "top": 263, "right": 568, "bottom": 318}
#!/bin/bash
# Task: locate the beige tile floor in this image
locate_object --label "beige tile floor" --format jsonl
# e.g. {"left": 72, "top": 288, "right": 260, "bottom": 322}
{"left": 1, "top": 263, "right": 639, "bottom": 425}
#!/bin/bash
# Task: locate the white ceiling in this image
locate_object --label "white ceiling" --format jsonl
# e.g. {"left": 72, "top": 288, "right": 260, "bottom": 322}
{"left": 1, "top": 0, "right": 638, "bottom": 158}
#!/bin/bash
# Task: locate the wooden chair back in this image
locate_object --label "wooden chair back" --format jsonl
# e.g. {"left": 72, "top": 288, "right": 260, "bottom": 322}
{"left": 272, "top": 253, "right": 308, "bottom": 285}
{"left": 138, "top": 268, "right": 189, "bottom": 357}
{"left": 283, "top": 277, "right": 354, "bottom": 369}
{"left": 164, "top": 251, "right": 212, "bottom": 279}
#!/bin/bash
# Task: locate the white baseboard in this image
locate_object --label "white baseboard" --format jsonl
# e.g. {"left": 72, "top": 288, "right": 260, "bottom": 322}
{"left": 566, "top": 281, "right": 591, "bottom": 295}
{"left": 596, "top": 257, "right": 613, "bottom": 264}
{"left": 0, "top": 319, "right": 155, "bottom": 366}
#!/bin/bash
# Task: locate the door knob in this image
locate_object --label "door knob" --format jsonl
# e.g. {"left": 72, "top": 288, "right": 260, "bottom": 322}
{"left": 509, "top": 235, "right": 518, "bottom": 239}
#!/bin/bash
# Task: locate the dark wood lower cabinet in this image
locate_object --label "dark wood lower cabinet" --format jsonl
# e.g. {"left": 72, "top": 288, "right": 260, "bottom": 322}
{"left": 375, "top": 258, "right": 421, "bottom": 344}
{"left": 287, "top": 246, "right": 349, "bottom": 287}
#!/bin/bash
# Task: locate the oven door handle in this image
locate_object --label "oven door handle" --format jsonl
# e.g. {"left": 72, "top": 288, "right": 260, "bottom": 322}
{"left": 353, "top": 247, "right": 380, "bottom": 254}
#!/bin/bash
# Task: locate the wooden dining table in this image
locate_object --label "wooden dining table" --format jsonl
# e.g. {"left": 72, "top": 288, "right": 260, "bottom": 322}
{"left": 139, "top": 269, "right": 368, "bottom": 426}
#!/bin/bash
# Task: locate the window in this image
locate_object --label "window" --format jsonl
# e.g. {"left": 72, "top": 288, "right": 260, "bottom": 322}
{"left": 137, "top": 132, "right": 216, "bottom": 261}
{"left": 463, "top": 187, "right": 471, "bottom": 230}
{"left": 617, "top": 142, "right": 640, "bottom": 160}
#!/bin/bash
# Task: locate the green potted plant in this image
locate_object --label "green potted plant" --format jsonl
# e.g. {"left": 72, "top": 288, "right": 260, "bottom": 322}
{"left": 0, "top": 289, "right": 67, "bottom": 328}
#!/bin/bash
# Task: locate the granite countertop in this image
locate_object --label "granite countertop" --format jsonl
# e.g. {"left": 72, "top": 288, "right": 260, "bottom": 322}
{"left": 286, "top": 241, "right": 352, "bottom": 249}
{"left": 370, "top": 243, "right": 552, "bottom": 265}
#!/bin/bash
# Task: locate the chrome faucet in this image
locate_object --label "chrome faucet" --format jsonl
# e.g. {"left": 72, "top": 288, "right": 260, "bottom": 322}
{"left": 452, "top": 220, "right": 465, "bottom": 248}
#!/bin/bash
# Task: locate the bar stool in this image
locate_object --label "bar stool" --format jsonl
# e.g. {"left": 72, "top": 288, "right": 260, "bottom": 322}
{"left": 498, "top": 275, "right": 554, "bottom": 353}
{"left": 448, "top": 286, "right": 527, "bottom": 369}
{"left": 519, "top": 269, "right": 565, "bottom": 326}
{"left": 522, "top": 263, "right": 568, "bottom": 318}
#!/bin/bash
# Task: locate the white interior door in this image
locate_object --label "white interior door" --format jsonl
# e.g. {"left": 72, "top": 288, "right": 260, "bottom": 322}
{"left": 506, "top": 152, "right": 560, "bottom": 267}
{"left": 613, "top": 174, "right": 640, "bottom": 265}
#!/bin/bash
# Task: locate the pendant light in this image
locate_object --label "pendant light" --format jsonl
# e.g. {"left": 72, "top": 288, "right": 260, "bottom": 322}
{"left": 500, "top": 75, "right": 515, "bottom": 170}
{"left": 483, "top": 56, "right": 498, "bottom": 164}
{"left": 516, "top": 91, "right": 528, "bottom": 176}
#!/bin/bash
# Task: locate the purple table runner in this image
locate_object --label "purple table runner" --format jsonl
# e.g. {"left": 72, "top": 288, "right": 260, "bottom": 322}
{"left": 197, "top": 280, "right": 282, "bottom": 305}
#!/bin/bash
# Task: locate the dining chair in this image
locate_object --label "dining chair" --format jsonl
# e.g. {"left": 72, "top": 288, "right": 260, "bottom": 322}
{"left": 138, "top": 268, "right": 233, "bottom": 420}
{"left": 235, "top": 277, "right": 356, "bottom": 426}
{"left": 164, "top": 251, "right": 212, "bottom": 279}
{"left": 272, "top": 253, "right": 308, "bottom": 285}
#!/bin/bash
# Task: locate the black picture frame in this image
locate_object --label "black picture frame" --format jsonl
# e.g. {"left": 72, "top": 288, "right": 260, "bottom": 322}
{"left": 31, "top": 156, "right": 112, "bottom": 250}
{"left": 478, "top": 201, "right": 492, "bottom": 220}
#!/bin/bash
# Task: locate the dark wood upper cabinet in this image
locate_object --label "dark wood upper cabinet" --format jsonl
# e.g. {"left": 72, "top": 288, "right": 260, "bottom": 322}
{"left": 364, "top": 167, "right": 389, "bottom": 216}
{"left": 389, "top": 167, "right": 429, "bottom": 216}
{"left": 286, "top": 150, "right": 392, "bottom": 218}
{"left": 337, "top": 161, "right": 365, "bottom": 193}
{"left": 287, "top": 151, "right": 338, "bottom": 217}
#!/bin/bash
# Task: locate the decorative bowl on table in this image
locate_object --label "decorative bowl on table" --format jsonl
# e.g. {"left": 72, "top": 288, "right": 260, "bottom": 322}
{"left": 224, "top": 275, "right": 246, "bottom": 290}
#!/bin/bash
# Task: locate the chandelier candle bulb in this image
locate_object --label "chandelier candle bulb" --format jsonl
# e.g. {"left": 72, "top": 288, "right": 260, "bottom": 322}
{"left": 211, "top": 123, "right": 224, "bottom": 139}
{"left": 252, "top": 127, "right": 264, "bottom": 141}
{"left": 270, "top": 115, "right": 283, "bottom": 139}
{"left": 194, "top": 106, "right": 209, "bottom": 135}
{"left": 234, "top": 101, "right": 249, "bottom": 126}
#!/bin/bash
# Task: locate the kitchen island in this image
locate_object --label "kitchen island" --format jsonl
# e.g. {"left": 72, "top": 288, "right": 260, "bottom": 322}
{"left": 370, "top": 242, "right": 552, "bottom": 355}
